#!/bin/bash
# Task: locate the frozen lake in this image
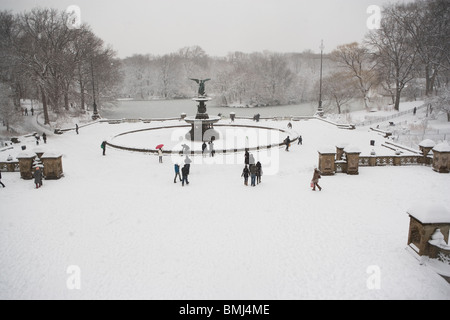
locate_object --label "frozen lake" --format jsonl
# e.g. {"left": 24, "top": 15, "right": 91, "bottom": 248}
{"left": 100, "top": 99, "right": 367, "bottom": 119}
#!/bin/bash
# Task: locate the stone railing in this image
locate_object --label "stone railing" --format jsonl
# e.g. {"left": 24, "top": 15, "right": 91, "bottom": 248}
{"left": 0, "top": 161, "right": 20, "bottom": 172}
{"left": 358, "top": 155, "right": 432, "bottom": 167}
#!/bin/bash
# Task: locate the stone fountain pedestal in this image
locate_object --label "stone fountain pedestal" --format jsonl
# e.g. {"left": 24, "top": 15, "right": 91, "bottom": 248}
{"left": 185, "top": 96, "right": 220, "bottom": 141}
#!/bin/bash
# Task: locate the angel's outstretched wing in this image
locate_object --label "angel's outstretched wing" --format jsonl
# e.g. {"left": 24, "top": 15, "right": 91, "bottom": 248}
{"left": 189, "top": 78, "right": 200, "bottom": 83}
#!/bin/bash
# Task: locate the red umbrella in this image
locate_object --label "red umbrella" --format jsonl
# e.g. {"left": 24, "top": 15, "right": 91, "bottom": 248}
{"left": 156, "top": 144, "right": 164, "bottom": 149}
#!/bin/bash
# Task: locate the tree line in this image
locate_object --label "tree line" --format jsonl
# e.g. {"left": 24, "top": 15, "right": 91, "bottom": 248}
{"left": 1, "top": 0, "right": 449, "bottom": 132}
{"left": 119, "top": 0, "right": 449, "bottom": 116}
{"left": 0, "top": 7, "right": 121, "bottom": 130}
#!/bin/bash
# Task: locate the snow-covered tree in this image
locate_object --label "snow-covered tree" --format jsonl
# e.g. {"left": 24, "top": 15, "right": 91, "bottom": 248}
{"left": 427, "top": 87, "right": 450, "bottom": 122}
{"left": 332, "top": 43, "right": 379, "bottom": 110}
{"left": 322, "top": 71, "right": 359, "bottom": 114}
{"left": 0, "top": 83, "right": 19, "bottom": 132}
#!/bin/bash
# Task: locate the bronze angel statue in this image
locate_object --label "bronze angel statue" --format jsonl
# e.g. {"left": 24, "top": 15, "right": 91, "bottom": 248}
{"left": 189, "top": 78, "right": 211, "bottom": 96}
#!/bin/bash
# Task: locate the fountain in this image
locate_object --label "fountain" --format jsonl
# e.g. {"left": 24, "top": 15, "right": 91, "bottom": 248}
{"left": 184, "top": 78, "right": 221, "bottom": 141}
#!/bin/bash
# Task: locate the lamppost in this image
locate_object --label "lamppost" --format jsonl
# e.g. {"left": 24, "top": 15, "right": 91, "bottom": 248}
{"left": 317, "top": 40, "right": 325, "bottom": 117}
{"left": 90, "top": 58, "right": 100, "bottom": 120}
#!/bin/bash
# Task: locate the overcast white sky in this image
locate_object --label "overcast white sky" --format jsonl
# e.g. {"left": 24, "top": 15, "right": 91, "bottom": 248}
{"left": 1, "top": 0, "right": 414, "bottom": 58}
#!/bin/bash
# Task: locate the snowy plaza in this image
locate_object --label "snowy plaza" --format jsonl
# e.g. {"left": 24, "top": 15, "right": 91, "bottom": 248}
{"left": 1, "top": 0, "right": 450, "bottom": 302}
{"left": 1, "top": 102, "right": 450, "bottom": 300}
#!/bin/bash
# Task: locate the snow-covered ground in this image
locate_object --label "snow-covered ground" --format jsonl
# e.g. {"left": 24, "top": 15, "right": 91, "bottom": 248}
{"left": 0, "top": 103, "right": 449, "bottom": 300}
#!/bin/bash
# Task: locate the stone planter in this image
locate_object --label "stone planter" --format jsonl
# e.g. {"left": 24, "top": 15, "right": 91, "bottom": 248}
{"left": 432, "top": 142, "right": 450, "bottom": 173}
{"left": 318, "top": 146, "right": 336, "bottom": 175}
{"left": 344, "top": 145, "right": 361, "bottom": 175}
{"left": 16, "top": 151, "right": 36, "bottom": 180}
{"left": 406, "top": 204, "right": 450, "bottom": 257}
{"left": 41, "top": 152, "right": 63, "bottom": 180}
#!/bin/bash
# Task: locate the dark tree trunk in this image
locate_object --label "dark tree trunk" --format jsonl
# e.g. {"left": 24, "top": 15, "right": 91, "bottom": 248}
{"left": 40, "top": 86, "right": 50, "bottom": 125}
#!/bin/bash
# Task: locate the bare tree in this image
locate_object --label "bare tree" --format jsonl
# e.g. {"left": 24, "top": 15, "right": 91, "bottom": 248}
{"left": 427, "top": 87, "right": 450, "bottom": 122}
{"left": 399, "top": 0, "right": 450, "bottom": 96}
{"left": 322, "top": 71, "right": 359, "bottom": 114}
{"left": 331, "top": 42, "right": 379, "bottom": 110}
{"left": 366, "top": 4, "right": 419, "bottom": 111}
{"left": 0, "top": 83, "right": 20, "bottom": 131}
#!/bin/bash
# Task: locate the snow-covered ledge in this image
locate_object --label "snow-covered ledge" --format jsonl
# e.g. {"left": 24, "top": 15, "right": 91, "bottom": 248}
{"left": 407, "top": 204, "right": 450, "bottom": 282}
{"left": 407, "top": 204, "right": 450, "bottom": 257}
{"left": 432, "top": 141, "right": 450, "bottom": 173}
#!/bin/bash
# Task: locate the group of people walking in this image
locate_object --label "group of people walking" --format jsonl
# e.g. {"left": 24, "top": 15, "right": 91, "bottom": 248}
{"left": 22, "top": 107, "right": 34, "bottom": 116}
{"left": 174, "top": 156, "right": 191, "bottom": 187}
{"left": 242, "top": 150, "right": 263, "bottom": 187}
{"left": 201, "top": 141, "right": 215, "bottom": 157}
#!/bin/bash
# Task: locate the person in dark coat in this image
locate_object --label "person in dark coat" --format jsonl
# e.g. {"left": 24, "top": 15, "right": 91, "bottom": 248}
{"left": 101, "top": 141, "right": 107, "bottom": 155}
{"left": 75, "top": 124, "right": 79, "bottom": 134}
{"left": 284, "top": 136, "right": 291, "bottom": 151}
{"left": 209, "top": 141, "right": 215, "bottom": 157}
{"left": 181, "top": 164, "right": 189, "bottom": 186}
{"left": 298, "top": 135, "right": 302, "bottom": 145}
{"left": 35, "top": 134, "right": 40, "bottom": 145}
{"left": 311, "top": 167, "right": 322, "bottom": 191}
{"left": 31, "top": 107, "right": 34, "bottom": 116}
{"left": 0, "top": 171, "right": 5, "bottom": 188}
{"left": 33, "top": 167, "right": 43, "bottom": 189}
{"left": 202, "top": 142, "right": 207, "bottom": 157}
{"left": 287, "top": 122, "right": 292, "bottom": 129}
{"left": 241, "top": 165, "right": 249, "bottom": 186}
{"left": 184, "top": 156, "right": 192, "bottom": 173}
{"left": 250, "top": 163, "right": 257, "bottom": 186}
{"left": 256, "top": 161, "right": 262, "bottom": 184}
{"left": 244, "top": 150, "right": 249, "bottom": 165}
{"left": 174, "top": 163, "right": 182, "bottom": 183}
{"left": 42, "top": 133, "right": 47, "bottom": 144}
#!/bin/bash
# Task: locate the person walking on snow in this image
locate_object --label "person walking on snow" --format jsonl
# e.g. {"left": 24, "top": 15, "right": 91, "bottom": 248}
{"left": 241, "top": 165, "right": 249, "bottom": 186}
{"left": 311, "top": 167, "right": 322, "bottom": 191}
{"left": 184, "top": 156, "right": 192, "bottom": 174}
{"left": 256, "top": 161, "right": 262, "bottom": 184}
{"left": 75, "top": 124, "right": 79, "bottom": 134}
{"left": 250, "top": 163, "right": 257, "bottom": 187}
{"left": 101, "top": 141, "right": 107, "bottom": 156}
{"left": 202, "top": 142, "right": 207, "bottom": 157}
{"left": 174, "top": 163, "right": 182, "bottom": 183}
{"left": 42, "top": 133, "right": 47, "bottom": 144}
{"left": 181, "top": 164, "right": 189, "bottom": 186}
{"left": 284, "top": 136, "right": 291, "bottom": 151}
{"left": 33, "top": 167, "right": 43, "bottom": 189}
{"left": 0, "top": 171, "right": 5, "bottom": 188}
{"left": 158, "top": 148, "right": 163, "bottom": 163}
{"left": 209, "top": 141, "right": 215, "bottom": 157}
{"left": 298, "top": 135, "right": 302, "bottom": 145}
